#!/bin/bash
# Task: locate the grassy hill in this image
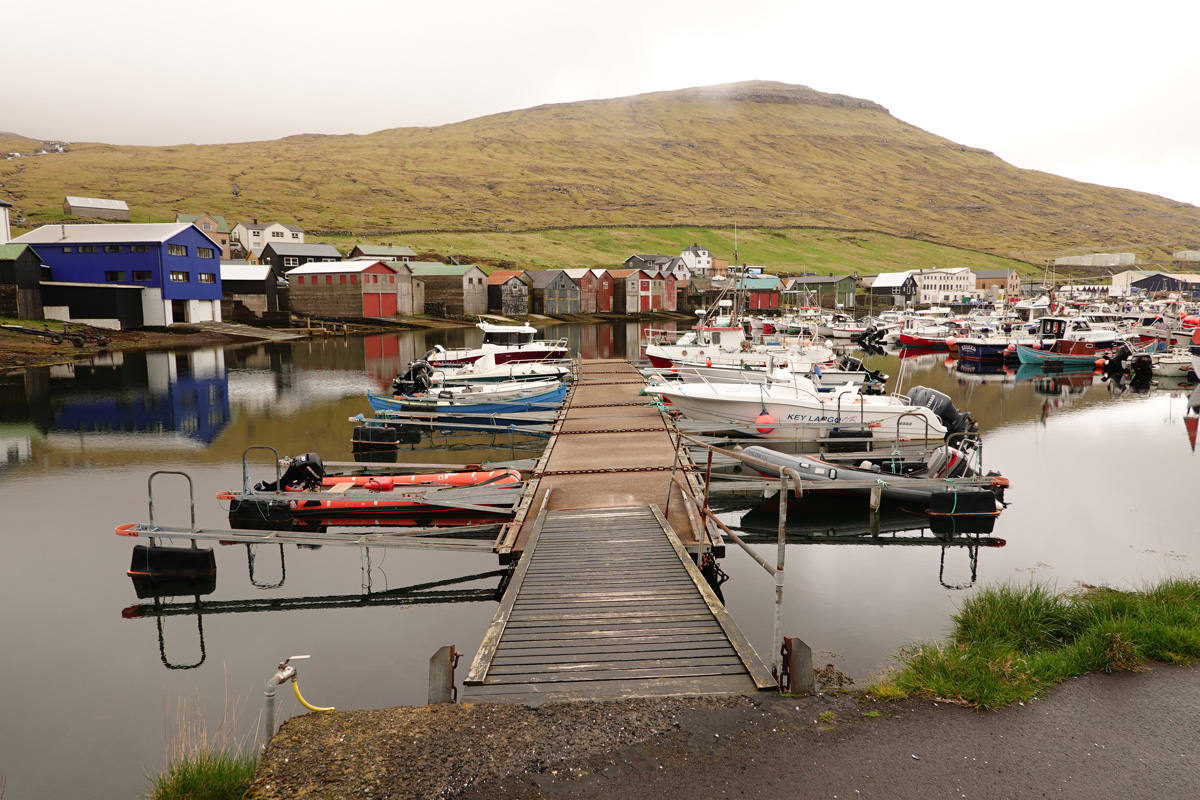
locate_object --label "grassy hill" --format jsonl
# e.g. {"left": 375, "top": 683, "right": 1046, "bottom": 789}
{"left": 325, "top": 226, "right": 1036, "bottom": 277}
{"left": 3, "top": 81, "right": 1198, "bottom": 270}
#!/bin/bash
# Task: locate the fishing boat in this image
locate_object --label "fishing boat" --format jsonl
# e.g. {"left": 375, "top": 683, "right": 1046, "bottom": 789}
{"left": 424, "top": 322, "right": 570, "bottom": 367}
{"left": 367, "top": 380, "right": 566, "bottom": 415}
{"left": 643, "top": 379, "right": 974, "bottom": 441}
{"left": 1012, "top": 316, "right": 1129, "bottom": 367}
{"left": 739, "top": 443, "right": 1008, "bottom": 509}
{"left": 219, "top": 453, "right": 523, "bottom": 530}
{"left": 643, "top": 307, "right": 767, "bottom": 369}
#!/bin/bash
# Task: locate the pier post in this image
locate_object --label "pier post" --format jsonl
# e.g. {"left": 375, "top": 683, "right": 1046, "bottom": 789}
{"left": 781, "top": 636, "right": 815, "bottom": 694}
{"left": 772, "top": 472, "right": 788, "bottom": 680}
{"left": 428, "top": 645, "right": 460, "bottom": 704}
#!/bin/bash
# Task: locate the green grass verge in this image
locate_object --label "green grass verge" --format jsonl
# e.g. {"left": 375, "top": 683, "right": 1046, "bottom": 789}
{"left": 145, "top": 749, "right": 257, "bottom": 800}
{"left": 870, "top": 579, "right": 1200, "bottom": 709}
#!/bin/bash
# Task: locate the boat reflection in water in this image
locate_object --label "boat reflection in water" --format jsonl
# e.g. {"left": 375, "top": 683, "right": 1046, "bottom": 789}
{"left": 729, "top": 503, "right": 1004, "bottom": 589}
{"left": 123, "top": 541, "right": 507, "bottom": 670}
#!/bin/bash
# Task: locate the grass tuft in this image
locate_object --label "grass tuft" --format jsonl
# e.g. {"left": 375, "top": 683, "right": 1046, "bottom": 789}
{"left": 144, "top": 688, "right": 258, "bottom": 800}
{"left": 146, "top": 750, "right": 256, "bottom": 800}
{"left": 876, "top": 580, "right": 1200, "bottom": 709}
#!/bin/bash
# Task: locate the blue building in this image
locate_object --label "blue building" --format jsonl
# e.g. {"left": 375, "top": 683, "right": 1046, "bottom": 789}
{"left": 11, "top": 222, "right": 223, "bottom": 327}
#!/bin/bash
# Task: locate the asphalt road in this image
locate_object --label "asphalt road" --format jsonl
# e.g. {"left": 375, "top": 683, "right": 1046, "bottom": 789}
{"left": 459, "top": 665, "right": 1200, "bottom": 799}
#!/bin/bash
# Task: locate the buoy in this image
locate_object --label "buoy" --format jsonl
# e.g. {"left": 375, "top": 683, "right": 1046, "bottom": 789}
{"left": 1094, "top": 358, "right": 1106, "bottom": 368}
{"left": 945, "top": 337, "right": 957, "bottom": 347}
{"left": 755, "top": 410, "right": 776, "bottom": 434}
{"left": 1006, "top": 343, "right": 1016, "bottom": 352}
{"left": 1032, "top": 341, "right": 1042, "bottom": 350}
{"left": 706, "top": 358, "right": 712, "bottom": 367}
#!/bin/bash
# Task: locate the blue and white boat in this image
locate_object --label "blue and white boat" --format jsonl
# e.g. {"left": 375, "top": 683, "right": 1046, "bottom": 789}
{"left": 367, "top": 380, "right": 566, "bottom": 416}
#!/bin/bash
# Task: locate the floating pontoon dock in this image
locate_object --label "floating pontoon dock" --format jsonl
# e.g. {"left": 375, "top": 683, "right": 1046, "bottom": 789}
{"left": 465, "top": 360, "right": 776, "bottom": 703}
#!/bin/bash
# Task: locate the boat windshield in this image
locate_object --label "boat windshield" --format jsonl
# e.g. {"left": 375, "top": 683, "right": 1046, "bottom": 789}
{"left": 483, "top": 330, "right": 535, "bottom": 346}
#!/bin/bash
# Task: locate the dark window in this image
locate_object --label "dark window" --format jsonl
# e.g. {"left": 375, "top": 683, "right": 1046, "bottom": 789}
{"left": 78, "top": 246, "right": 96, "bottom": 253}
{"left": 62, "top": 246, "right": 73, "bottom": 253}
{"left": 105, "top": 271, "right": 125, "bottom": 282}
{"left": 132, "top": 245, "right": 150, "bottom": 253}
{"left": 168, "top": 244, "right": 186, "bottom": 256}
{"left": 104, "top": 245, "right": 121, "bottom": 253}
{"left": 197, "top": 247, "right": 215, "bottom": 259}
{"left": 133, "top": 271, "right": 151, "bottom": 281}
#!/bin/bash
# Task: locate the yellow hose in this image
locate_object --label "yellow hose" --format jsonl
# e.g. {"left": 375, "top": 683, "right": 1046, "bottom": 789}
{"left": 292, "top": 677, "right": 335, "bottom": 712}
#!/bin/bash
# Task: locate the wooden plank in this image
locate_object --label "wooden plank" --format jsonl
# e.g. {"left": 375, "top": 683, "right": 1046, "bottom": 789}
{"left": 482, "top": 663, "right": 752, "bottom": 683}
{"left": 491, "top": 647, "right": 738, "bottom": 667}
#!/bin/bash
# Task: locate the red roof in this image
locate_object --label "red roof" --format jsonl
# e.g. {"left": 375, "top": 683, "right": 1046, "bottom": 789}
{"left": 487, "top": 270, "right": 525, "bottom": 285}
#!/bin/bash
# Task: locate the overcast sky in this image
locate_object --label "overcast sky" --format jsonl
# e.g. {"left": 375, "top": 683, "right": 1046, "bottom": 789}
{"left": 8, "top": 0, "right": 1200, "bottom": 206}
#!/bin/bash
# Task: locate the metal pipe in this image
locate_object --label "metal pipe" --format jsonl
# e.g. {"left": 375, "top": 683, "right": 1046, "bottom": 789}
{"left": 772, "top": 471, "right": 788, "bottom": 680}
{"left": 262, "top": 662, "right": 298, "bottom": 748}
{"left": 671, "top": 474, "right": 774, "bottom": 575}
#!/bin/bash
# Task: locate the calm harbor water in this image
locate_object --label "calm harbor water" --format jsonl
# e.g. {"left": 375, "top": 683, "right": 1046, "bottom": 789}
{"left": 0, "top": 323, "right": 1196, "bottom": 799}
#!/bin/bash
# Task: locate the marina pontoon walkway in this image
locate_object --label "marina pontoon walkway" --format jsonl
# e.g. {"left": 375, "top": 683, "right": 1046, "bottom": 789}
{"left": 466, "top": 358, "right": 775, "bottom": 704}
{"left": 464, "top": 505, "right": 775, "bottom": 703}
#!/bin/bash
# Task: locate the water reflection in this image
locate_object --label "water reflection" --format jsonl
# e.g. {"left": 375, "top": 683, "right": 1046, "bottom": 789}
{"left": 727, "top": 503, "right": 1003, "bottom": 589}
{"left": 124, "top": 556, "right": 506, "bottom": 671}
{"left": 0, "top": 349, "right": 230, "bottom": 454}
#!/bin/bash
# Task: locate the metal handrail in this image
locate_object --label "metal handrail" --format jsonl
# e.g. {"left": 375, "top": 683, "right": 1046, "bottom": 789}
{"left": 148, "top": 470, "right": 196, "bottom": 539}
{"left": 242, "top": 445, "right": 282, "bottom": 495}
{"left": 892, "top": 409, "right": 935, "bottom": 442}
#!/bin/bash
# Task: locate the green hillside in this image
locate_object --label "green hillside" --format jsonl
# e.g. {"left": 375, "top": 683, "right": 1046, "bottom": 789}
{"left": 3, "top": 81, "right": 1198, "bottom": 268}
{"left": 326, "top": 226, "right": 1035, "bottom": 277}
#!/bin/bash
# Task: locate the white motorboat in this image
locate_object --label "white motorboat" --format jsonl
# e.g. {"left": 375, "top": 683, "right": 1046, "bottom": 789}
{"left": 643, "top": 378, "right": 974, "bottom": 442}
{"left": 664, "top": 352, "right": 888, "bottom": 391}
{"left": 1151, "top": 347, "right": 1197, "bottom": 380}
{"left": 816, "top": 312, "right": 870, "bottom": 340}
{"left": 425, "top": 322, "right": 570, "bottom": 367}
{"left": 394, "top": 350, "right": 572, "bottom": 390}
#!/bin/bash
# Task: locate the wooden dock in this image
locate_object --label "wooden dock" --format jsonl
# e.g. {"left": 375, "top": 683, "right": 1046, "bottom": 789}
{"left": 463, "top": 506, "right": 775, "bottom": 703}
{"left": 465, "top": 360, "right": 775, "bottom": 704}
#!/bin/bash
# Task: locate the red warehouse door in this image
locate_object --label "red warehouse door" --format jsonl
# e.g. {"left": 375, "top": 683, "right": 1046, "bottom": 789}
{"left": 381, "top": 293, "right": 397, "bottom": 316}
{"left": 363, "top": 293, "right": 382, "bottom": 316}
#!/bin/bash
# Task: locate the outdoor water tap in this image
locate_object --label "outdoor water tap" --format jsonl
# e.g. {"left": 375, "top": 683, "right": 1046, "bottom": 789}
{"left": 266, "top": 654, "right": 309, "bottom": 696}
{"left": 262, "top": 655, "right": 314, "bottom": 749}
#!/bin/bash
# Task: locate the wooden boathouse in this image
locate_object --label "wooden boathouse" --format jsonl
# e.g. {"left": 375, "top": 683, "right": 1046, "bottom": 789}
{"left": 464, "top": 360, "right": 776, "bottom": 703}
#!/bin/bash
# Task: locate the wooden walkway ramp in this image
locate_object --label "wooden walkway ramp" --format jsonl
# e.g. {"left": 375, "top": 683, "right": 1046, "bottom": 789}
{"left": 464, "top": 505, "right": 775, "bottom": 704}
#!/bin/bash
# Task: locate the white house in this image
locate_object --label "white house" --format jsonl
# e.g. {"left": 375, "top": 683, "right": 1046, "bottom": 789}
{"left": 657, "top": 256, "right": 691, "bottom": 283}
{"left": 679, "top": 243, "right": 713, "bottom": 278}
{"left": 914, "top": 268, "right": 978, "bottom": 304}
{"left": 230, "top": 220, "right": 304, "bottom": 251}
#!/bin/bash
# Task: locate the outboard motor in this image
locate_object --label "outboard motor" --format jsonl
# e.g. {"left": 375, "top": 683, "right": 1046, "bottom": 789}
{"left": 860, "top": 324, "right": 885, "bottom": 347}
{"left": 907, "top": 386, "right": 977, "bottom": 437}
{"left": 1130, "top": 354, "right": 1154, "bottom": 391}
{"left": 391, "top": 359, "right": 434, "bottom": 394}
{"left": 1101, "top": 341, "right": 1133, "bottom": 381}
{"left": 255, "top": 452, "right": 325, "bottom": 492}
